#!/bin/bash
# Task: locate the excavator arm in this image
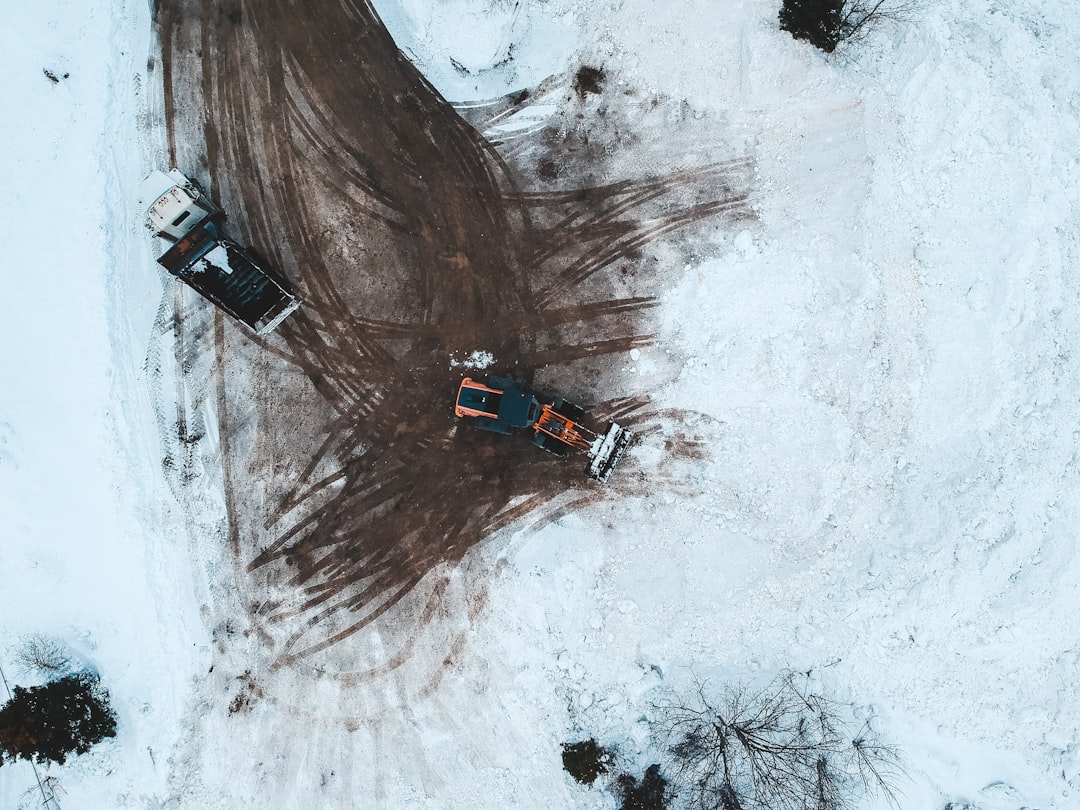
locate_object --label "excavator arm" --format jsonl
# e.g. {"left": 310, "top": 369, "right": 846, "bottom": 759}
{"left": 533, "top": 405, "right": 597, "bottom": 453}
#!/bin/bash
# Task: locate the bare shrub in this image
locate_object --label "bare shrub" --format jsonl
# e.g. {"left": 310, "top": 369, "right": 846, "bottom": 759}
{"left": 652, "top": 672, "right": 904, "bottom": 810}
{"left": 837, "top": 0, "right": 914, "bottom": 46}
{"left": 13, "top": 635, "right": 72, "bottom": 678}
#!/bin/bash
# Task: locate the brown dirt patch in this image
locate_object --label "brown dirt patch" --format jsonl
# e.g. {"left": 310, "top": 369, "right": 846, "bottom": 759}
{"left": 154, "top": 0, "right": 754, "bottom": 671}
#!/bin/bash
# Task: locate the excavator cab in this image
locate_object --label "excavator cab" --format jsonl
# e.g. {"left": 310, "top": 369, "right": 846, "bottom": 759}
{"left": 455, "top": 377, "right": 541, "bottom": 435}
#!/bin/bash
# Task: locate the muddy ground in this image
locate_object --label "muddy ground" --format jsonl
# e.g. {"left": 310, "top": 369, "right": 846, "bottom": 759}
{"left": 153, "top": 0, "right": 753, "bottom": 676}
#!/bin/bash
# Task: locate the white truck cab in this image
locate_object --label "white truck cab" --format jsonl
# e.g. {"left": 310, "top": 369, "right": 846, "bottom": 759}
{"left": 140, "top": 169, "right": 218, "bottom": 241}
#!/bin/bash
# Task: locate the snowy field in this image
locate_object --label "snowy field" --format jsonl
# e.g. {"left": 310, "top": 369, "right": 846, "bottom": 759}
{"left": 2, "top": 0, "right": 1079, "bottom": 808}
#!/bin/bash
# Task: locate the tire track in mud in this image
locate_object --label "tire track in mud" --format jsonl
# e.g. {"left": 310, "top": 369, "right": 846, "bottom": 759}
{"left": 157, "top": 0, "right": 755, "bottom": 675}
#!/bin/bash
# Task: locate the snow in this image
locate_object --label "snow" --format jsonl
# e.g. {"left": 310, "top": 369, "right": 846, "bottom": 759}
{"left": 370, "top": 0, "right": 576, "bottom": 101}
{"left": 449, "top": 349, "right": 497, "bottom": 370}
{"left": 3, "top": 0, "right": 1080, "bottom": 808}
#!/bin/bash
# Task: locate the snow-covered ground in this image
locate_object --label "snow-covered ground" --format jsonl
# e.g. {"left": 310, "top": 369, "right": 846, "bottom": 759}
{"left": 0, "top": 1, "right": 209, "bottom": 805}
{"left": 2, "top": 0, "right": 1079, "bottom": 808}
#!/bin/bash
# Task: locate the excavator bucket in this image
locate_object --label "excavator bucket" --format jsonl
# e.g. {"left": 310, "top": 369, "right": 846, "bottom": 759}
{"left": 586, "top": 423, "right": 633, "bottom": 483}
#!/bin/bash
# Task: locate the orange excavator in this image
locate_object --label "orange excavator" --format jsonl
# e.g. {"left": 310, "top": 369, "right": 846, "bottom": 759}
{"left": 454, "top": 375, "right": 633, "bottom": 483}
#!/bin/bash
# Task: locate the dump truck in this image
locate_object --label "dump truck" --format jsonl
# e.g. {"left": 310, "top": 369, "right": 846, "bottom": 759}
{"left": 140, "top": 169, "right": 300, "bottom": 335}
{"left": 455, "top": 375, "right": 633, "bottom": 483}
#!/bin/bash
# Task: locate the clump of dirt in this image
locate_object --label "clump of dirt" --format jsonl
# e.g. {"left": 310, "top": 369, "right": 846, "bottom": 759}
{"left": 574, "top": 65, "right": 605, "bottom": 97}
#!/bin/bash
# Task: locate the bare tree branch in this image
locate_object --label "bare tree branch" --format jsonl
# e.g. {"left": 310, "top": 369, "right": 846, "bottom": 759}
{"left": 651, "top": 672, "right": 906, "bottom": 810}
{"left": 12, "top": 635, "right": 72, "bottom": 679}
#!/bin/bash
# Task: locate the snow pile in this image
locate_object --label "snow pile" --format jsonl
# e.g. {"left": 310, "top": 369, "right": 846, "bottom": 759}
{"left": 2, "top": 0, "right": 1079, "bottom": 808}
{"left": 449, "top": 349, "right": 497, "bottom": 370}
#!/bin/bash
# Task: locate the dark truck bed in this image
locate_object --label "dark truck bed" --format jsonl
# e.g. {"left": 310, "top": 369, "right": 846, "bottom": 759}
{"left": 158, "top": 222, "right": 300, "bottom": 334}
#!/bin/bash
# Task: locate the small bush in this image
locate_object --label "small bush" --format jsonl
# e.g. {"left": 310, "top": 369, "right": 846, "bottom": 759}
{"left": 0, "top": 673, "right": 117, "bottom": 766}
{"left": 562, "top": 738, "right": 613, "bottom": 785}
{"left": 653, "top": 672, "right": 903, "bottom": 810}
{"left": 617, "top": 764, "right": 669, "bottom": 810}
{"left": 13, "top": 634, "right": 72, "bottom": 678}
